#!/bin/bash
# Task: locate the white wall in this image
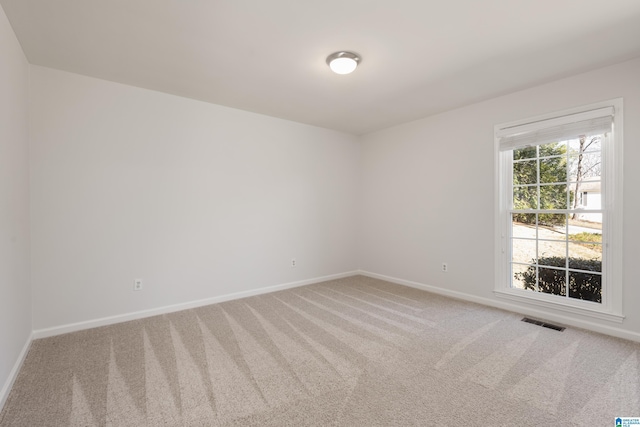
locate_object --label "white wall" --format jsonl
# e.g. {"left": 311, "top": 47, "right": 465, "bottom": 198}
{"left": 29, "top": 66, "right": 360, "bottom": 331}
{"left": 360, "top": 57, "right": 640, "bottom": 339}
{"left": 0, "top": 4, "right": 31, "bottom": 408}
{"left": 14, "top": 22, "right": 640, "bottom": 343}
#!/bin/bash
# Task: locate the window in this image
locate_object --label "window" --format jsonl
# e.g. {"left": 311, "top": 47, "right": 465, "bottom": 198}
{"left": 494, "top": 99, "right": 623, "bottom": 322}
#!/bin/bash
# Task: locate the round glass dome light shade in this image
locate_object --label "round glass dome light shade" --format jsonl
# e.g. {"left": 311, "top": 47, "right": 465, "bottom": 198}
{"left": 329, "top": 57, "right": 358, "bottom": 74}
{"left": 326, "top": 52, "right": 360, "bottom": 74}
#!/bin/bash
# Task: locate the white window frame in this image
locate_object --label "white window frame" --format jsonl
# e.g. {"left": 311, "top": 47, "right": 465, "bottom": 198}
{"left": 494, "top": 99, "right": 624, "bottom": 323}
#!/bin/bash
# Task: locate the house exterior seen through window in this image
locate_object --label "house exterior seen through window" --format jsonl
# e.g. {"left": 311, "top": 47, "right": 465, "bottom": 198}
{"left": 495, "top": 99, "right": 623, "bottom": 322}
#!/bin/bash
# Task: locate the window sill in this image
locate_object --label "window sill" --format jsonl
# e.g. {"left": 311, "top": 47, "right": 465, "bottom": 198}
{"left": 494, "top": 289, "right": 624, "bottom": 323}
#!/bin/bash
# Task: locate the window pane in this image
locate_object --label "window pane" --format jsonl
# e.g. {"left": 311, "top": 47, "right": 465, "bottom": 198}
{"left": 538, "top": 241, "right": 567, "bottom": 263}
{"left": 568, "top": 152, "right": 601, "bottom": 183}
{"left": 540, "top": 184, "right": 567, "bottom": 209}
{"left": 538, "top": 267, "right": 566, "bottom": 296}
{"left": 540, "top": 157, "right": 567, "bottom": 183}
{"left": 512, "top": 214, "right": 536, "bottom": 238}
{"left": 514, "top": 146, "right": 537, "bottom": 160}
{"left": 568, "top": 233, "right": 602, "bottom": 250}
{"left": 512, "top": 238, "right": 537, "bottom": 264}
{"left": 512, "top": 263, "right": 535, "bottom": 291}
{"left": 569, "top": 136, "right": 602, "bottom": 155}
{"left": 514, "top": 160, "right": 537, "bottom": 185}
{"left": 571, "top": 212, "right": 602, "bottom": 226}
{"left": 539, "top": 213, "right": 566, "bottom": 234}
{"left": 568, "top": 231, "right": 602, "bottom": 274}
{"left": 568, "top": 271, "right": 601, "bottom": 303}
{"left": 514, "top": 186, "right": 537, "bottom": 209}
{"left": 570, "top": 183, "right": 601, "bottom": 211}
{"left": 568, "top": 244, "right": 602, "bottom": 270}
{"left": 539, "top": 141, "right": 566, "bottom": 158}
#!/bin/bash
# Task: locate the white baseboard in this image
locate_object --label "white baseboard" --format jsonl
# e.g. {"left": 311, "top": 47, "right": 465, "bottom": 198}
{"left": 29, "top": 268, "right": 640, "bottom": 343}
{"left": 359, "top": 270, "right": 640, "bottom": 343}
{"left": 0, "top": 332, "right": 33, "bottom": 413}
{"left": 33, "top": 271, "right": 359, "bottom": 339}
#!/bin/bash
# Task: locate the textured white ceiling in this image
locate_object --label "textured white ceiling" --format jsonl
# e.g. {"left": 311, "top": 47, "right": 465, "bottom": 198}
{"left": 3, "top": 0, "right": 640, "bottom": 135}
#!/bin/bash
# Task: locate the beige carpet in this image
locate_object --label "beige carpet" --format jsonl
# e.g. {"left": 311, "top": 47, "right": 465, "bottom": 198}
{"left": 1, "top": 275, "right": 638, "bottom": 426}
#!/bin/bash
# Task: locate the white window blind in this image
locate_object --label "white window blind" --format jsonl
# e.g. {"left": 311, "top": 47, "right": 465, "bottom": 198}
{"left": 496, "top": 106, "right": 614, "bottom": 151}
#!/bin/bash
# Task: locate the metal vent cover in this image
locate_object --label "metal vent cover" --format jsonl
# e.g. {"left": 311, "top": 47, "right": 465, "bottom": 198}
{"left": 521, "top": 317, "right": 566, "bottom": 332}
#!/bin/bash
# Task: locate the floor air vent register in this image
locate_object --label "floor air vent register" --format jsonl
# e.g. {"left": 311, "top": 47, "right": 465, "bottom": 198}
{"left": 521, "top": 317, "right": 566, "bottom": 332}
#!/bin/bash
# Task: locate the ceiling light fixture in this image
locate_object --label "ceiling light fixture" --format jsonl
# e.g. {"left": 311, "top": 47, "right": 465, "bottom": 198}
{"left": 326, "top": 51, "right": 361, "bottom": 75}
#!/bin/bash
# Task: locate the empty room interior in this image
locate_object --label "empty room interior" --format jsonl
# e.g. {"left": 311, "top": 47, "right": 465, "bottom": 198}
{"left": 2, "top": 1, "right": 640, "bottom": 425}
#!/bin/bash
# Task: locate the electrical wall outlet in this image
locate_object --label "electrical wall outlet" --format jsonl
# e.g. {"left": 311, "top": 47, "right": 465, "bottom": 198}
{"left": 133, "top": 279, "right": 143, "bottom": 291}
{"left": 442, "top": 263, "right": 448, "bottom": 272}
{"left": 291, "top": 258, "right": 297, "bottom": 268}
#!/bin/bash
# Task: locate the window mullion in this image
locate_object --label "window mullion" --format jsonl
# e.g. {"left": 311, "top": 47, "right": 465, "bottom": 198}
{"left": 535, "top": 146, "right": 540, "bottom": 294}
